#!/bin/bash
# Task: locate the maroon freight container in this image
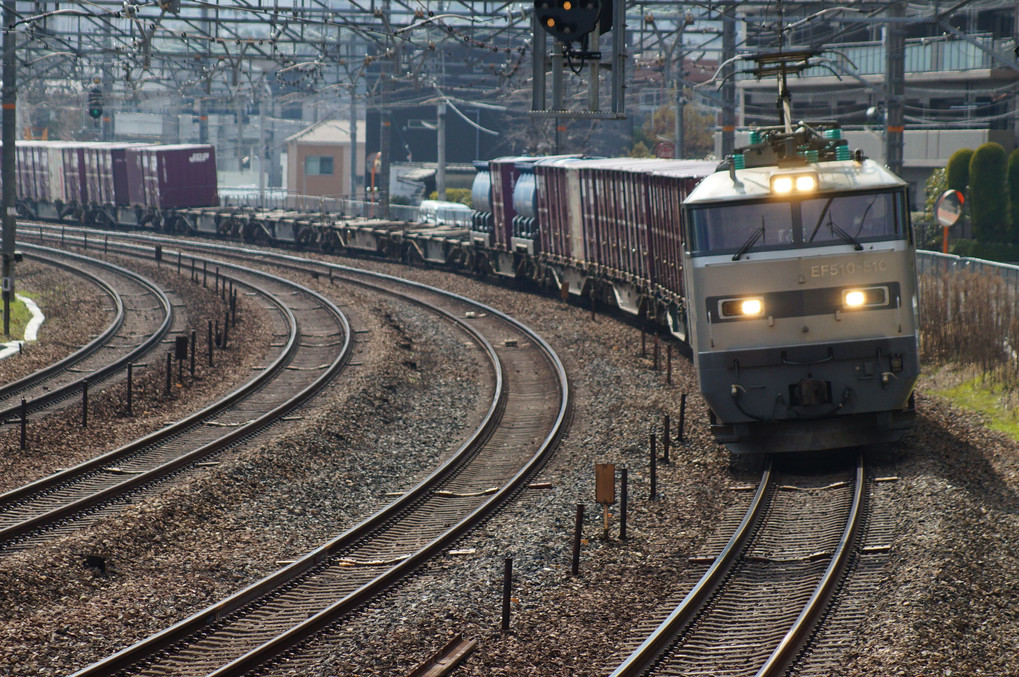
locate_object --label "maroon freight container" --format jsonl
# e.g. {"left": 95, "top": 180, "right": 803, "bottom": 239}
{"left": 60, "top": 142, "right": 87, "bottom": 205}
{"left": 15, "top": 142, "right": 45, "bottom": 202}
{"left": 125, "top": 144, "right": 218, "bottom": 209}
{"left": 572, "top": 158, "right": 660, "bottom": 274}
{"left": 645, "top": 161, "right": 715, "bottom": 297}
{"left": 536, "top": 158, "right": 584, "bottom": 262}
{"left": 488, "top": 156, "right": 535, "bottom": 250}
{"left": 83, "top": 143, "right": 148, "bottom": 205}
{"left": 1, "top": 141, "right": 82, "bottom": 205}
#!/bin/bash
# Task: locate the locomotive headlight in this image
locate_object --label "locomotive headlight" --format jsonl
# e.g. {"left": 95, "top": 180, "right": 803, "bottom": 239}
{"left": 770, "top": 171, "right": 819, "bottom": 195}
{"left": 843, "top": 286, "right": 889, "bottom": 309}
{"left": 741, "top": 298, "right": 763, "bottom": 315}
{"left": 844, "top": 290, "right": 866, "bottom": 307}
{"left": 772, "top": 176, "right": 794, "bottom": 194}
{"left": 795, "top": 174, "right": 817, "bottom": 192}
{"left": 719, "top": 297, "right": 765, "bottom": 318}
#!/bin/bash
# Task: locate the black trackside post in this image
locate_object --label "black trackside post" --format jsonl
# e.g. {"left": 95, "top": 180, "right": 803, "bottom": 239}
{"left": 126, "top": 363, "right": 133, "bottom": 416}
{"left": 81, "top": 379, "right": 88, "bottom": 428}
{"left": 663, "top": 414, "right": 670, "bottom": 463}
{"left": 571, "top": 503, "right": 584, "bottom": 575}
{"left": 501, "top": 557, "right": 513, "bottom": 632}
{"left": 678, "top": 393, "right": 687, "bottom": 444}
{"left": 650, "top": 432, "right": 657, "bottom": 500}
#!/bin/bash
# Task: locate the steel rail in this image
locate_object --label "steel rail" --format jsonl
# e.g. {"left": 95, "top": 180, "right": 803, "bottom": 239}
{"left": 68, "top": 232, "right": 570, "bottom": 677}
{"left": 610, "top": 460, "right": 774, "bottom": 677}
{"left": 0, "top": 250, "right": 126, "bottom": 401}
{"left": 0, "top": 252, "right": 351, "bottom": 549}
{"left": 0, "top": 245, "right": 174, "bottom": 421}
{"left": 69, "top": 255, "right": 508, "bottom": 676}
{"left": 756, "top": 452, "right": 866, "bottom": 676}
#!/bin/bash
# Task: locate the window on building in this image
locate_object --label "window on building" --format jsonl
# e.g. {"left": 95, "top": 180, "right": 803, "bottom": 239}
{"left": 305, "top": 156, "right": 334, "bottom": 175}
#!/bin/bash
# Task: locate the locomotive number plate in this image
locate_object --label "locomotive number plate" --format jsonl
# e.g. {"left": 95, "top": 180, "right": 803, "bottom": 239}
{"left": 811, "top": 259, "right": 888, "bottom": 278}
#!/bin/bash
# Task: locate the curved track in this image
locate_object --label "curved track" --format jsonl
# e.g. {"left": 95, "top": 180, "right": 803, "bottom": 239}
{"left": 608, "top": 454, "right": 866, "bottom": 677}
{"left": 0, "top": 250, "right": 351, "bottom": 553}
{"left": 0, "top": 245, "right": 173, "bottom": 423}
{"left": 45, "top": 230, "right": 571, "bottom": 677}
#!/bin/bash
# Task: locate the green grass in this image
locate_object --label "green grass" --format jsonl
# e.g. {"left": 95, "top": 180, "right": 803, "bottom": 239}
{"left": 935, "top": 377, "right": 1019, "bottom": 440}
{"left": 0, "top": 295, "right": 32, "bottom": 341}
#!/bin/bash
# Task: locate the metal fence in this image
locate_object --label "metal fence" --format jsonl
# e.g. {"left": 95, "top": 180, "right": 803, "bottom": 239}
{"left": 917, "top": 249, "right": 1019, "bottom": 288}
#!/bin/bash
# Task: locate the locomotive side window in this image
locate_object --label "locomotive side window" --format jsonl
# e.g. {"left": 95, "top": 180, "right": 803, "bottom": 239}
{"left": 687, "top": 190, "right": 904, "bottom": 256}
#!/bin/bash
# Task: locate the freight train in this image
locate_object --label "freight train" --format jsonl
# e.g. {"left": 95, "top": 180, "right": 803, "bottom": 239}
{"left": 9, "top": 140, "right": 217, "bottom": 228}
{"left": 5, "top": 129, "right": 919, "bottom": 454}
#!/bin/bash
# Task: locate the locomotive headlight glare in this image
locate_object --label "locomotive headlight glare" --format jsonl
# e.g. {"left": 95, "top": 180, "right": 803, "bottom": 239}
{"left": 772, "top": 176, "right": 794, "bottom": 194}
{"left": 795, "top": 174, "right": 817, "bottom": 192}
{"left": 720, "top": 297, "right": 765, "bottom": 318}
{"left": 844, "top": 290, "right": 866, "bottom": 307}
{"left": 741, "top": 298, "right": 763, "bottom": 316}
{"left": 843, "top": 286, "right": 889, "bottom": 309}
{"left": 771, "top": 172, "right": 819, "bottom": 195}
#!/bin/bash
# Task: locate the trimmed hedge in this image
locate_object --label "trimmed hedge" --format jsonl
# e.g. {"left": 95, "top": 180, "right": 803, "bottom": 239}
{"left": 969, "top": 142, "right": 1010, "bottom": 243}
{"left": 1008, "top": 148, "right": 1019, "bottom": 237}
{"left": 951, "top": 238, "right": 1019, "bottom": 262}
{"left": 947, "top": 148, "right": 974, "bottom": 194}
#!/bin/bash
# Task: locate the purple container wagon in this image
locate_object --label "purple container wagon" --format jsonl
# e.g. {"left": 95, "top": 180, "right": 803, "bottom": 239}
{"left": 83, "top": 143, "right": 148, "bottom": 206}
{"left": 125, "top": 144, "right": 218, "bottom": 209}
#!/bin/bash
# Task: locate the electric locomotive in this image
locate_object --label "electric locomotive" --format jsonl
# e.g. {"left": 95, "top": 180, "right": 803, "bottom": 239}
{"left": 682, "top": 123, "right": 918, "bottom": 453}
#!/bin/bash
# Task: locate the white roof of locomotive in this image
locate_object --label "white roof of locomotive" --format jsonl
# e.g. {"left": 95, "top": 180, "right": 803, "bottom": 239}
{"left": 683, "top": 158, "right": 907, "bottom": 204}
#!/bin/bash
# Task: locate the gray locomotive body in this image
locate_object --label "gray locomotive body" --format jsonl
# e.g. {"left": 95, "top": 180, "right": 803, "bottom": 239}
{"left": 682, "top": 129, "right": 919, "bottom": 453}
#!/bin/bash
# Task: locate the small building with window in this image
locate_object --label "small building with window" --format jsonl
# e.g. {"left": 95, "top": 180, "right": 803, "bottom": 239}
{"left": 285, "top": 119, "right": 364, "bottom": 209}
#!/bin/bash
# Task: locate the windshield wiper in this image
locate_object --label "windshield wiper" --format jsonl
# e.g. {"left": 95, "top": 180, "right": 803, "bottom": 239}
{"left": 732, "top": 225, "right": 765, "bottom": 261}
{"left": 808, "top": 197, "right": 833, "bottom": 242}
{"left": 829, "top": 222, "right": 864, "bottom": 250}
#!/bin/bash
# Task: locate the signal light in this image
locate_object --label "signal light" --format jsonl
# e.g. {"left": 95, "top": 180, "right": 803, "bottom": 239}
{"left": 87, "top": 88, "right": 103, "bottom": 120}
{"left": 534, "top": 0, "right": 612, "bottom": 44}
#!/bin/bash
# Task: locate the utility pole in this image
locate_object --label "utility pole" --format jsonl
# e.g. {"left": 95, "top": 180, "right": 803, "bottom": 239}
{"left": 437, "top": 100, "right": 446, "bottom": 201}
{"left": 378, "top": 0, "right": 393, "bottom": 219}
{"left": 350, "top": 87, "right": 358, "bottom": 200}
{"left": 720, "top": 2, "right": 736, "bottom": 158}
{"left": 1, "top": 0, "right": 16, "bottom": 337}
{"left": 885, "top": 2, "right": 905, "bottom": 175}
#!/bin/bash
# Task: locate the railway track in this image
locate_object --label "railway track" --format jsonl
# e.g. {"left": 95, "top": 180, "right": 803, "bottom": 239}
{"left": 607, "top": 453, "right": 868, "bottom": 677}
{"left": 0, "top": 247, "right": 352, "bottom": 553}
{"left": 0, "top": 245, "right": 174, "bottom": 423}
{"left": 36, "top": 229, "right": 570, "bottom": 677}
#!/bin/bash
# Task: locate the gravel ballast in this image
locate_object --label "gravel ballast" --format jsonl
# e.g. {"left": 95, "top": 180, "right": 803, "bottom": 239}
{"left": 0, "top": 249, "right": 1016, "bottom": 676}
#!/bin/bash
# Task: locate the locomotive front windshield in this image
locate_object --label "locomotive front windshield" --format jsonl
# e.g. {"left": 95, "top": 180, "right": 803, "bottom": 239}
{"left": 687, "top": 190, "right": 906, "bottom": 256}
